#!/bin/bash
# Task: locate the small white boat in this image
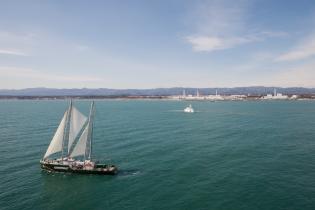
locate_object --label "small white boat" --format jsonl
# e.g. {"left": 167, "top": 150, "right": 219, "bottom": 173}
{"left": 184, "top": 104, "right": 194, "bottom": 113}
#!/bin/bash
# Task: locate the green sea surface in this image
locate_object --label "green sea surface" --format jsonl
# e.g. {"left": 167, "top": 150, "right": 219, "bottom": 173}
{"left": 1, "top": 100, "right": 315, "bottom": 210}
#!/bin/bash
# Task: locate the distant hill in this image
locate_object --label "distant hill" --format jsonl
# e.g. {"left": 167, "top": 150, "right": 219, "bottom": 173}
{"left": 0, "top": 87, "right": 314, "bottom": 96}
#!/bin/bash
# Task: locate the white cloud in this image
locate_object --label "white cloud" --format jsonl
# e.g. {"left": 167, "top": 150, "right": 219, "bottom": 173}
{"left": 186, "top": 36, "right": 253, "bottom": 52}
{"left": 192, "top": 0, "right": 247, "bottom": 36}
{"left": 185, "top": 0, "right": 287, "bottom": 52}
{"left": 185, "top": 32, "right": 286, "bottom": 52}
{"left": 75, "top": 44, "right": 89, "bottom": 52}
{"left": 186, "top": 36, "right": 223, "bottom": 51}
{"left": 260, "top": 31, "right": 288, "bottom": 38}
{"left": 0, "top": 66, "right": 103, "bottom": 82}
{"left": 276, "top": 35, "right": 315, "bottom": 62}
{"left": 0, "top": 31, "right": 35, "bottom": 56}
{"left": 0, "top": 49, "right": 28, "bottom": 56}
{"left": 0, "top": 31, "right": 35, "bottom": 41}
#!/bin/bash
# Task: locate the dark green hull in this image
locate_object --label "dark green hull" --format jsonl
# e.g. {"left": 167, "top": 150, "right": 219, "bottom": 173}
{"left": 40, "top": 162, "right": 118, "bottom": 175}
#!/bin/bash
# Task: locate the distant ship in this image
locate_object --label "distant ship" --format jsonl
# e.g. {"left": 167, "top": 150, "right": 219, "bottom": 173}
{"left": 184, "top": 104, "right": 194, "bottom": 113}
{"left": 40, "top": 101, "right": 117, "bottom": 175}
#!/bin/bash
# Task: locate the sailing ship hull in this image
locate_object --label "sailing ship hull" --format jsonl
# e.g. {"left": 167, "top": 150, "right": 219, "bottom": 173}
{"left": 40, "top": 161, "right": 118, "bottom": 175}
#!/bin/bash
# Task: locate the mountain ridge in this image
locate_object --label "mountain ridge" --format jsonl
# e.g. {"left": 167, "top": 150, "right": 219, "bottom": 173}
{"left": 0, "top": 87, "right": 314, "bottom": 96}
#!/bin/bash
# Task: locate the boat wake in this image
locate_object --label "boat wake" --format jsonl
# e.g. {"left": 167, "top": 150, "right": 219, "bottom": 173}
{"left": 168, "top": 110, "right": 202, "bottom": 113}
{"left": 117, "top": 169, "right": 141, "bottom": 177}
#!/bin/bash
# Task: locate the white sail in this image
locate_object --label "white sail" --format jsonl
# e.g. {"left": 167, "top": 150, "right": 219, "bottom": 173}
{"left": 70, "top": 122, "right": 89, "bottom": 158}
{"left": 68, "top": 107, "right": 87, "bottom": 152}
{"left": 44, "top": 111, "right": 68, "bottom": 159}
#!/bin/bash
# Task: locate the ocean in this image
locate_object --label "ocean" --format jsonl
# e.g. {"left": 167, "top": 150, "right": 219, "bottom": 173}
{"left": 1, "top": 100, "right": 315, "bottom": 210}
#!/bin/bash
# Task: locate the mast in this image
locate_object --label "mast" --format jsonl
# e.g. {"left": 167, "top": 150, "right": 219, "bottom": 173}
{"left": 86, "top": 101, "right": 95, "bottom": 160}
{"left": 61, "top": 100, "right": 72, "bottom": 160}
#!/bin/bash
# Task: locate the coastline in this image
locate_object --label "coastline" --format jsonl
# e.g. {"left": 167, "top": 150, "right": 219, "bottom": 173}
{"left": 1, "top": 95, "right": 315, "bottom": 101}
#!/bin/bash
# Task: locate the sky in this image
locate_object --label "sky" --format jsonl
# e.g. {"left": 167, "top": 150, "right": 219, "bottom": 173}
{"left": 0, "top": 0, "right": 315, "bottom": 89}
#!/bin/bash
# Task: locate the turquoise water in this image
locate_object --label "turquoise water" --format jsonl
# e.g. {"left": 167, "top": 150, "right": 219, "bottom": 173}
{"left": 1, "top": 100, "right": 315, "bottom": 210}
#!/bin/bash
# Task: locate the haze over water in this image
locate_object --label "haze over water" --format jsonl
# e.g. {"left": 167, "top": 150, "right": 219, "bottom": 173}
{"left": 1, "top": 100, "right": 315, "bottom": 210}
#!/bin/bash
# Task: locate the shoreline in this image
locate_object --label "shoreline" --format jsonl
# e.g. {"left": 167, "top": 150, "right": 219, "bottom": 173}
{"left": 0, "top": 95, "right": 315, "bottom": 101}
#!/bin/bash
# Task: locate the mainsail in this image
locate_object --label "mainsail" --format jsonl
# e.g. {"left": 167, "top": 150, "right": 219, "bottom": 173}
{"left": 69, "top": 121, "right": 89, "bottom": 158}
{"left": 68, "top": 107, "right": 87, "bottom": 153}
{"left": 44, "top": 111, "right": 68, "bottom": 159}
{"left": 69, "top": 102, "right": 94, "bottom": 159}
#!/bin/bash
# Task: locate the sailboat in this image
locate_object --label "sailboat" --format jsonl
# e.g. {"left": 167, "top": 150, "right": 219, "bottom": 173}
{"left": 40, "top": 101, "right": 117, "bottom": 175}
